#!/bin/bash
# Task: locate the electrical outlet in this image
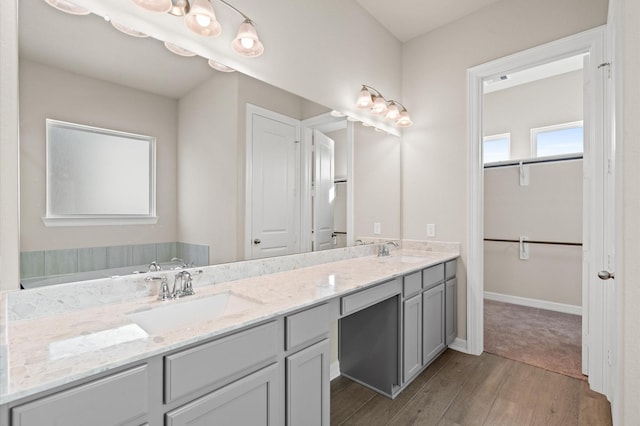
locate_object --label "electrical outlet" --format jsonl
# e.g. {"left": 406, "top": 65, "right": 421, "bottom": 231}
{"left": 427, "top": 224, "right": 436, "bottom": 237}
{"left": 373, "top": 222, "right": 381, "bottom": 235}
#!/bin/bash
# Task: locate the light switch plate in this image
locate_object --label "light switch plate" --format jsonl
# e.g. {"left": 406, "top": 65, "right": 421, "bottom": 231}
{"left": 427, "top": 224, "right": 436, "bottom": 237}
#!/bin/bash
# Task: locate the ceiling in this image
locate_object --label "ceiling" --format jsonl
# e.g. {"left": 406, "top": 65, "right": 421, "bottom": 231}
{"left": 356, "top": 0, "right": 504, "bottom": 42}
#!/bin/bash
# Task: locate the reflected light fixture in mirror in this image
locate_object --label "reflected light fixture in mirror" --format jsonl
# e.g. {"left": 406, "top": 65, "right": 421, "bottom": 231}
{"left": 44, "top": 0, "right": 90, "bottom": 15}
{"left": 208, "top": 59, "right": 236, "bottom": 72}
{"left": 164, "top": 41, "right": 197, "bottom": 56}
{"left": 131, "top": 0, "right": 173, "bottom": 13}
{"left": 356, "top": 84, "right": 413, "bottom": 127}
{"left": 111, "top": 21, "right": 149, "bottom": 37}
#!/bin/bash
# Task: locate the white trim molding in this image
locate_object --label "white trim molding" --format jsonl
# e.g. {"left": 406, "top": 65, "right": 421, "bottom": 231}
{"left": 447, "top": 338, "right": 468, "bottom": 354}
{"left": 484, "top": 291, "right": 582, "bottom": 316}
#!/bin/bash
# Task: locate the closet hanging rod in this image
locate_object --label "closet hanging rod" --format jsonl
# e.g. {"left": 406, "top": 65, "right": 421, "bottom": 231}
{"left": 483, "top": 154, "right": 583, "bottom": 169}
{"left": 483, "top": 238, "right": 582, "bottom": 247}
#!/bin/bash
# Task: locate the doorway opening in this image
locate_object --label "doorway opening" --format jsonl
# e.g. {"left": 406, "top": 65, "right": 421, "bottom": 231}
{"left": 481, "top": 55, "right": 586, "bottom": 379}
{"left": 466, "top": 26, "right": 614, "bottom": 399}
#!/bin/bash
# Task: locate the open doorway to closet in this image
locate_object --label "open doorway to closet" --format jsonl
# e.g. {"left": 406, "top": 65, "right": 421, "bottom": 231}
{"left": 481, "top": 55, "right": 585, "bottom": 379}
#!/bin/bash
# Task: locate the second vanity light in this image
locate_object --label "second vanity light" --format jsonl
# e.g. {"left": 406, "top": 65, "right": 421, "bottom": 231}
{"left": 356, "top": 85, "right": 413, "bottom": 128}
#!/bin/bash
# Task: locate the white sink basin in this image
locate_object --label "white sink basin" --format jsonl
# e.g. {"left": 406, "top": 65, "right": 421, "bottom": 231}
{"left": 127, "top": 292, "right": 259, "bottom": 335}
{"left": 380, "top": 255, "right": 429, "bottom": 264}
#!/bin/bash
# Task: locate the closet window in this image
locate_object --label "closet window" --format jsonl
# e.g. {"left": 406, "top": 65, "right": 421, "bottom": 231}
{"left": 532, "top": 121, "right": 583, "bottom": 158}
{"left": 483, "top": 133, "right": 511, "bottom": 164}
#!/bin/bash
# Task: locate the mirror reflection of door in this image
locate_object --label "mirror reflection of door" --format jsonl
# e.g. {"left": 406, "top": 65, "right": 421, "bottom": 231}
{"left": 249, "top": 108, "right": 301, "bottom": 259}
{"left": 312, "top": 130, "right": 335, "bottom": 251}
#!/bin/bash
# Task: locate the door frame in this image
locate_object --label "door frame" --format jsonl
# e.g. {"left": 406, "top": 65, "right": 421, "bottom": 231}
{"left": 300, "top": 113, "right": 355, "bottom": 252}
{"left": 466, "top": 26, "right": 612, "bottom": 397}
{"left": 245, "top": 104, "right": 302, "bottom": 260}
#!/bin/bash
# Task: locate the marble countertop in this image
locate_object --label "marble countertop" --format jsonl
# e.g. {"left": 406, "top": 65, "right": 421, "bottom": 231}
{"left": 0, "top": 249, "right": 457, "bottom": 405}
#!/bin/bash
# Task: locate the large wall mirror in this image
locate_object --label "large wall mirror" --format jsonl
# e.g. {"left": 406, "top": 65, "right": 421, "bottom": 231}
{"left": 17, "top": 0, "right": 401, "bottom": 288}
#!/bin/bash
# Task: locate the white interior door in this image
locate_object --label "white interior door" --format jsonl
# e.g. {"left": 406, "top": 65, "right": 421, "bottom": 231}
{"left": 248, "top": 108, "right": 300, "bottom": 259}
{"left": 312, "top": 130, "right": 335, "bottom": 251}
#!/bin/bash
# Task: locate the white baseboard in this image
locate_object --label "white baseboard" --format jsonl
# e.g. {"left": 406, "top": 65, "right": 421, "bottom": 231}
{"left": 484, "top": 291, "right": 582, "bottom": 316}
{"left": 330, "top": 361, "right": 340, "bottom": 380}
{"left": 448, "top": 338, "right": 468, "bottom": 353}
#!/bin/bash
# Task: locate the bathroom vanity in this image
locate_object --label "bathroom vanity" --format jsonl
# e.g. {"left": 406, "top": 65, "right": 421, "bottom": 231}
{"left": 0, "top": 248, "right": 458, "bottom": 425}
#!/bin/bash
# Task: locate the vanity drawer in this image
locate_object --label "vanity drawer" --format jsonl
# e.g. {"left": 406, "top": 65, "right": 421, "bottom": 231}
{"left": 445, "top": 259, "right": 457, "bottom": 280}
{"left": 403, "top": 271, "right": 422, "bottom": 298}
{"left": 341, "top": 278, "right": 401, "bottom": 316}
{"left": 11, "top": 365, "right": 148, "bottom": 426}
{"left": 423, "top": 263, "right": 445, "bottom": 289}
{"left": 164, "top": 321, "right": 278, "bottom": 403}
{"left": 286, "top": 303, "right": 330, "bottom": 351}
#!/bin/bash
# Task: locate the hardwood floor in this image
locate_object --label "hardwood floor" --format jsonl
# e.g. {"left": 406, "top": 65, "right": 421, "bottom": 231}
{"left": 330, "top": 350, "right": 612, "bottom": 426}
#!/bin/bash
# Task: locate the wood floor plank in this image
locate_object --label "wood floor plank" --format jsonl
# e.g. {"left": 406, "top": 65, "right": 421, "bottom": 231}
{"left": 339, "top": 349, "right": 456, "bottom": 425}
{"left": 483, "top": 397, "right": 533, "bottom": 426}
{"left": 441, "top": 352, "right": 513, "bottom": 426}
{"left": 330, "top": 379, "right": 377, "bottom": 425}
{"left": 578, "top": 380, "right": 613, "bottom": 426}
{"left": 495, "top": 358, "right": 546, "bottom": 409}
{"left": 529, "top": 369, "right": 581, "bottom": 426}
{"left": 331, "top": 351, "right": 613, "bottom": 426}
{"left": 386, "top": 351, "right": 482, "bottom": 425}
{"left": 331, "top": 375, "right": 353, "bottom": 395}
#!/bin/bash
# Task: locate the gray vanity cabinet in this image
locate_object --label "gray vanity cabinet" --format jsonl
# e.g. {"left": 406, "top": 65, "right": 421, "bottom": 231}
{"left": 285, "top": 303, "right": 330, "bottom": 426}
{"left": 446, "top": 277, "right": 458, "bottom": 345}
{"left": 422, "top": 283, "right": 446, "bottom": 366}
{"left": 165, "top": 363, "right": 280, "bottom": 426}
{"left": 402, "top": 293, "right": 423, "bottom": 383}
{"left": 286, "top": 339, "right": 330, "bottom": 426}
{"left": 11, "top": 365, "right": 149, "bottom": 426}
{"left": 444, "top": 259, "right": 458, "bottom": 345}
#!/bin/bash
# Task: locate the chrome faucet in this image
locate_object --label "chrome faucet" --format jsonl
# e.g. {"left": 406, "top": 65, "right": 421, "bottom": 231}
{"left": 148, "top": 261, "right": 162, "bottom": 272}
{"left": 378, "top": 241, "right": 399, "bottom": 257}
{"left": 172, "top": 270, "right": 195, "bottom": 299}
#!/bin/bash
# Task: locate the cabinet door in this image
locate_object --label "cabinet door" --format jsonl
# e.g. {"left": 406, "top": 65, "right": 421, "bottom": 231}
{"left": 165, "top": 363, "right": 280, "bottom": 426}
{"left": 446, "top": 278, "right": 457, "bottom": 345}
{"left": 402, "top": 294, "right": 422, "bottom": 383}
{"left": 422, "top": 283, "right": 445, "bottom": 366}
{"left": 286, "top": 339, "right": 330, "bottom": 426}
{"left": 11, "top": 365, "right": 148, "bottom": 426}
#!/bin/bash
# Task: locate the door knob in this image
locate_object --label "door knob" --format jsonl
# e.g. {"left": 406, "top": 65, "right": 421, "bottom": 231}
{"left": 253, "top": 238, "right": 261, "bottom": 245}
{"left": 598, "top": 270, "right": 615, "bottom": 280}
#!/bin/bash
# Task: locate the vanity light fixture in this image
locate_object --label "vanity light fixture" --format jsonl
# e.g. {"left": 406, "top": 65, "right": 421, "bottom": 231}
{"left": 130, "top": 0, "right": 265, "bottom": 57}
{"left": 44, "top": 0, "right": 90, "bottom": 15}
{"left": 231, "top": 19, "right": 264, "bottom": 57}
{"left": 168, "top": 0, "right": 190, "bottom": 16}
{"left": 184, "top": 0, "right": 222, "bottom": 37}
{"left": 355, "top": 85, "right": 413, "bottom": 128}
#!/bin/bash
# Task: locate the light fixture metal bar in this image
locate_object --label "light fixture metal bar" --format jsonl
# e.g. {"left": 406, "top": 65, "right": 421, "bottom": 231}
{"left": 215, "top": 0, "right": 251, "bottom": 21}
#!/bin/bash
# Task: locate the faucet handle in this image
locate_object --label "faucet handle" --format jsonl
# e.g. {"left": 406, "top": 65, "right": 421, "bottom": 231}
{"left": 181, "top": 271, "right": 194, "bottom": 296}
{"left": 157, "top": 276, "right": 171, "bottom": 301}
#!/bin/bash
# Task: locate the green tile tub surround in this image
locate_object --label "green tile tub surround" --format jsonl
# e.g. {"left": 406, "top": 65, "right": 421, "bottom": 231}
{"left": 20, "top": 251, "right": 45, "bottom": 279}
{"left": 20, "top": 242, "right": 209, "bottom": 280}
{"left": 132, "top": 244, "right": 158, "bottom": 267}
{"left": 77, "top": 247, "right": 108, "bottom": 273}
{"left": 43, "top": 249, "right": 78, "bottom": 276}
